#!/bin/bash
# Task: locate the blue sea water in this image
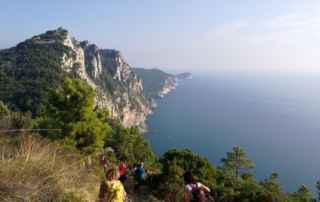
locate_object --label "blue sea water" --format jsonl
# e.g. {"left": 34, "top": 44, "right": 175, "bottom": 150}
{"left": 146, "top": 71, "right": 320, "bottom": 193}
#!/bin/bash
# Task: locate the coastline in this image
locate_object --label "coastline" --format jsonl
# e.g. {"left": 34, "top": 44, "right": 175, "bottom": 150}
{"left": 140, "top": 75, "right": 192, "bottom": 133}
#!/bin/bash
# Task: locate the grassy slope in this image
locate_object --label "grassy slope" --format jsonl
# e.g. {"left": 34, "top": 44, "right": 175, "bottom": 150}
{"left": 0, "top": 133, "right": 161, "bottom": 202}
{"left": 0, "top": 133, "right": 101, "bottom": 201}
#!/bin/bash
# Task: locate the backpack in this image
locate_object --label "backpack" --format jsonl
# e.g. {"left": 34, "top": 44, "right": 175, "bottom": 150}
{"left": 135, "top": 167, "right": 145, "bottom": 181}
{"left": 189, "top": 183, "right": 207, "bottom": 202}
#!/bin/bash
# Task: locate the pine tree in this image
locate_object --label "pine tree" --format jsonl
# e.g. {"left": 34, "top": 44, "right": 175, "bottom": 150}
{"left": 316, "top": 180, "right": 320, "bottom": 201}
{"left": 291, "top": 185, "right": 314, "bottom": 202}
{"left": 221, "top": 145, "right": 255, "bottom": 178}
{"left": 36, "top": 78, "right": 111, "bottom": 153}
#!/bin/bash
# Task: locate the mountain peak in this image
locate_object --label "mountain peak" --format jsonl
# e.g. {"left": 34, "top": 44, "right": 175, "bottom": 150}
{"left": 28, "top": 27, "right": 70, "bottom": 45}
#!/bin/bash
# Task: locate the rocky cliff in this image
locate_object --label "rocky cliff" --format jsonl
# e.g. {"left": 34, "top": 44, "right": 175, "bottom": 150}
{"left": 0, "top": 28, "right": 150, "bottom": 127}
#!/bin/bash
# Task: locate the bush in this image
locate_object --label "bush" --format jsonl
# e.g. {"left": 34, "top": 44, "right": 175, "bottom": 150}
{"left": 0, "top": 102, "right": 33, "bottom": 130}
{"left": 160, "top": 149, "right": 217, "bottom": 188}
{"left": 105, "top": 123, "right": 156, "bottom": 167}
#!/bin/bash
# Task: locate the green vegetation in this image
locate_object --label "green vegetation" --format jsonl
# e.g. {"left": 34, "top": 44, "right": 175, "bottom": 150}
{"left": 0, "top": 34, "right": 70, "bottom": 114}
{"left": 221, "top": 145, "right": 255, "bottom": 178}
{"left": 150, "top": 149, "right": 216, "bottom": 201}
{"left": 106, "top": 123, "right": 156, "bottom": 166}
{"left": 0, "top": 101, "right": 33, "bottom": 130}
{"left": 317, "top": 181, "right": 320, "bottom": 201}
{"left": 35, "top": 78, "right": 111, "bottom": 154}
{"left": 154, "top": 148, "right": 316, "bottom": 202}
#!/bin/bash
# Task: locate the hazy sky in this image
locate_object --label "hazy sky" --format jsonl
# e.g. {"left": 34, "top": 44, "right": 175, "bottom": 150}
{"left": 1, "top": 0, "right": 320, "bottom": 73}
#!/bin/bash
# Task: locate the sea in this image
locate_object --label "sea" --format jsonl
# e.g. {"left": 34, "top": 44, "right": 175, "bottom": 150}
{"left": 146, "top": 70, "right": 320, "bottom": 193}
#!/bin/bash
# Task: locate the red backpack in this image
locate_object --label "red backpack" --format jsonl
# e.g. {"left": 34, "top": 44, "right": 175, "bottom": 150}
{"left": 189, "top": 183, "right": 207, "bottom": 202}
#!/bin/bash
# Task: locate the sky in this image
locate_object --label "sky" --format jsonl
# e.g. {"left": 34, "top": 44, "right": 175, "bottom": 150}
{"left": 1, "top": 0, "right": 320, "bottom": 73}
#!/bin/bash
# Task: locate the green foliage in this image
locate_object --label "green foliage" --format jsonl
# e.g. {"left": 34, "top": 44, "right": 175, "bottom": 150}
{"left": 46, "top": 78, "right": 96, "bottom": 127}
{"left": 259, "top": 173, "right": 287, "bottom": 202}
{"left": 160, "top": 149, "right": 217, "bottom": 187}
{"left": 0, "top": 102, "right": 33, "bottom": 130}
{"left": 221, "top": 145, "right": 255, "bottom": 177}
{"left": 65, "top": 117, "right": 107, "bottom": 154}
{"left": 36, "top": 78, "right": 111, "bottom": 154}
{"left": 106, "top": 123, "right": 156, "bottom": 166}
{"left": 235, "top": 177, "right": 264, "bottom": 202}
{"left": 214, "top": 148, "right": 305, "bottom": 202}
{"left": 0, "top": 34, "right": 70, "bottom": 114}
{"left": 96, "top": 108, "right": 110, "bottom": 123}
{"left": 150, "top": 149, "right": 216, "bottom": 200}
{"left": 0, "top": 101, "right": 10, "bottom": 118}
{"left": 290, "top": 185, "right": 315, "bottom": 202}
{"left": 317, "top": 180, "right": 320, "bottom": 201}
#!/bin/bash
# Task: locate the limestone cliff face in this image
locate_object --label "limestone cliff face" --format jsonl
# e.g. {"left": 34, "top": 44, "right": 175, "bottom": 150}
{"left": 81, "top": 41, "right": 103, "bottom": 79}
{"left": 61, "top": 32, "right": 97, "bottom": 88}
{"left": 49, "top": 28, "right": 150, "bottom": 127}
{"left": 158, "top": 76, "right": 177, "bottom": 98}
{"left": 99, "top": 50, "right": 131, "bottom": 81}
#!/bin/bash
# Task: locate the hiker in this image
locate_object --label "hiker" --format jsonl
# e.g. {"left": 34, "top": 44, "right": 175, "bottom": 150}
{"left": 118, "top": 161, "right": 127, "bottom": 183}
{"left": 183, "top": 171, "right": 211, "bottom": 202}
{"left": 134, "top": 162, "right": 146, "bottom": 191}
{"left": 100, "top": 154, "right": 108, "bottom": 172}
{"left": 99, "top": 167, "right": 126, "bottom": 202}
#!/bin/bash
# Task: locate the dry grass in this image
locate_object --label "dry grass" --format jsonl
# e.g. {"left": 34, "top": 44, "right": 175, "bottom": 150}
{"left": 0, "top": 133, "right": 101, "bottom": 202}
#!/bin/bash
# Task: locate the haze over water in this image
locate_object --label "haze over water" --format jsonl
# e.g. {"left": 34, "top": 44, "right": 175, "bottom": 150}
{"left": 146, "top": 71, "right": 320, "bottom": 193}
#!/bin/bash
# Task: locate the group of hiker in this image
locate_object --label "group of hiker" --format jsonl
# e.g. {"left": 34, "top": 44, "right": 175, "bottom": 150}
{"left": 98, "top": 156, "right": 212, "bottom": 202}
{"left": 98, "top": 159, "right": 147, "bottom": 202}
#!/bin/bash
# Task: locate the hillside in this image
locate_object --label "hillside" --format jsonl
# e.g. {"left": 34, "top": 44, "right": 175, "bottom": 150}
{"left": 132, "top": 68, "right": 177, "bottom": 99}
{"left": 133, "top": 68, "right": 192, "bottom": 100}
{"left": 0, "top": 28, "right": 150, "bottom": 127}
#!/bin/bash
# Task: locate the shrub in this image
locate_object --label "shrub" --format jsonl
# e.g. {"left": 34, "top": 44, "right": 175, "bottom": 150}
{"left": 0, "top": 102, "right": 33, "bottom": 130}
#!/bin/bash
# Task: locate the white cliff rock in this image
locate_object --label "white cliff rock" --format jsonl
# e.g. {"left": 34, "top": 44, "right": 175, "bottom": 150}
{"left": 61, "top": 33, "right": 96, "bottom": 88}
{"left": 51, "top": 28, "right": 151, "bottom": 128}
